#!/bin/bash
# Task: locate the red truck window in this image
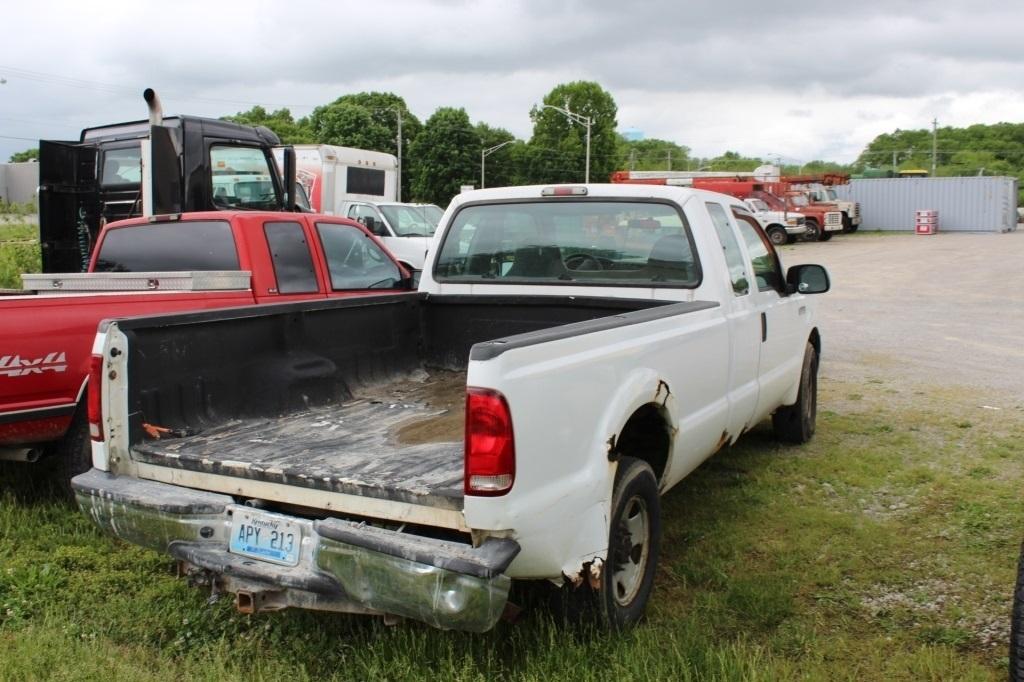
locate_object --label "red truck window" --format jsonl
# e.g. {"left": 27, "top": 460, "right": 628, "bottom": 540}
{"left": 94, "top": 220, "right": 239, "bottom": 272}
{"left": 264, "top": 222, "right": 319, "bottom": 294}
{"left": 315, "top": 223, "right": 403, "bottom": 290}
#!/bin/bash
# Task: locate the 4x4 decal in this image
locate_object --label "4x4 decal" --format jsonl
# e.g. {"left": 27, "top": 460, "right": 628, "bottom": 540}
{"left": 0, "top": 352, "right": 68, "bottom": 377}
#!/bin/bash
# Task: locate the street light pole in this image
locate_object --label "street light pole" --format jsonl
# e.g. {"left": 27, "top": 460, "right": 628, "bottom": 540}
{"left": 541, "top": 103, "right": 592, "bottom": 183}
{"left": 394, "top": 108, "right": 403, "bottom": 202}
{"left": 481, "top": 140, "right": 514, "bottom": 189}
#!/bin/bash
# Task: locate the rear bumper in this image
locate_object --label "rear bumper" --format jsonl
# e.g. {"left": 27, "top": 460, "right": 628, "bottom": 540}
{"left": 72, "top": 469, "right": 518, "bottom": 632}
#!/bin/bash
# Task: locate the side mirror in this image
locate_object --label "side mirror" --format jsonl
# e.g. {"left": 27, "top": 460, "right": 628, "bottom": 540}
{"left": 786, "top": 264, "right": 830, "bottom": 295}
{"left": 282, "top": 146, "right": 297, "bottom": 212}
{"left": 362, "top": 215, "right": 377, "bottom": 231}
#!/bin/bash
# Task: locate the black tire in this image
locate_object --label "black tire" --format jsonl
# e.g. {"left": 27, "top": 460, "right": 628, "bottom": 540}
{"left": 819, "top": 231, "right": 833, "bottom": 242}
{"left": 767, "top": 226, "right": 788, "bottom": 247}
{"left": 1011, "top": 541, "right": 1024, "bottom": 680}
{"left": 597, "top": 457, "right": 661, "bottom": 631}
{"left": 803, "top": 219, "right": 821, "bottom": 242}
{"left": 772, "top": 342, "right": 818, "bottom": 444}
{"left": 848, "top": 224, "right": 859, "bottom": 233}
{"left": 48, "top": 406, "right": 92, "bottom": 497}
{"left": 841, "top": 214, "right": 853, "bottom": 233}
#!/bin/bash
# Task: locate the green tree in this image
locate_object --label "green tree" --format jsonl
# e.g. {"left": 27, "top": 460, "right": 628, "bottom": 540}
{"left": 308, "top": 92, "right": 422, "bottom": 199}
{"left": 223, "top": 106, "right": 313, "bottom": 144}
{"left": 409, "top": 107, "right": 480, "bottom": 205}
{"left": 617, "top": 137, "right": 692, "bottom": 171}
{"left": 527, "top": 81, "right": 618, "bottom": 184}
{"left": 8, "top": 148, "right": 38, "bottom": 163}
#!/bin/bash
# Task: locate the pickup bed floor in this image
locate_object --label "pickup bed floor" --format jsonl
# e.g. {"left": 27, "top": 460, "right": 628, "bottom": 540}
{"left": 131, "top": 370, "right": 467, "bottom": 510}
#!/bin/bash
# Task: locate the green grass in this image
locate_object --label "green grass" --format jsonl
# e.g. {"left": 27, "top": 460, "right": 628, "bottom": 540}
{"left": 1, "top": 379, "right": 1021, "bottom": 680}
{"left": 0, "top": 222, "right": 40, "bottom": 288}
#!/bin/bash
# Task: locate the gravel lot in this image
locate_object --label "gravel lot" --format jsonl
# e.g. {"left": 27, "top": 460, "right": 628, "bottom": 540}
{"left": 783, "top": 230, "right": 1024, "bottom": 404}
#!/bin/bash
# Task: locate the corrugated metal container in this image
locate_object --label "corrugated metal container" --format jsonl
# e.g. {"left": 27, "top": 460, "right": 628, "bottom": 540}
{"left": 834, "top": 177, "right": 1018, "bottom": 232}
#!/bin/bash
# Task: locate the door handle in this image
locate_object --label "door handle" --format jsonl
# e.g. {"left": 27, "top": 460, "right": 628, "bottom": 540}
{"left": 761, "top": 312, "right": 767, "bottom": 342}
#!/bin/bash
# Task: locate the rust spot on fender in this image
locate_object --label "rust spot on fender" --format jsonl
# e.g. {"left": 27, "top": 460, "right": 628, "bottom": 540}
{"left": 587, "top": 559, "right": 603, "bottom": 590}
{"left": 654, "top": 380, "right": 671, "bottom": 407}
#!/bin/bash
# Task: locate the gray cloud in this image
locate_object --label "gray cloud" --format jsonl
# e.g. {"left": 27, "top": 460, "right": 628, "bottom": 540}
{"left": 2, "top": 0, "right": 1024, "bottom": 163}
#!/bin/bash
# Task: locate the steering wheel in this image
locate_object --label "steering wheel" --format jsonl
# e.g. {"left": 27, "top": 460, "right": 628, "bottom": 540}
{"left": 564, "top": 253, "right": 604, "bottom": 271}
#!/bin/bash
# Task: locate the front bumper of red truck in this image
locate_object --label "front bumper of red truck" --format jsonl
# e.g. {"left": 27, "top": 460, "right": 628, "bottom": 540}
{"left": 72, "top": 469, "right": 518, "bottom": 632}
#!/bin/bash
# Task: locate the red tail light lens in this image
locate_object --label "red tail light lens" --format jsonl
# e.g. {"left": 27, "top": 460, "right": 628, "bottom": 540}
{"left": 465, "top": 388, "right": 515, "bottom": 496}
{"left": 87, "top": 355, "right": 104, "bottom": 441}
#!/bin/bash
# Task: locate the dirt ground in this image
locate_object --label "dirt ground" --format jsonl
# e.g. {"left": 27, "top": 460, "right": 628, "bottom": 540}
{"left": 784, "top": 230, "right": 1024, "bottom": 405}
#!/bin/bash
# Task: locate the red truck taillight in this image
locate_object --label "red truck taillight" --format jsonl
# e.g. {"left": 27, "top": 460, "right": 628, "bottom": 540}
{"left": 464, "top": 388, "right": 515, "bottom": 496}
{"left": 87, "top": 355, "right": 104, "bottom": 441}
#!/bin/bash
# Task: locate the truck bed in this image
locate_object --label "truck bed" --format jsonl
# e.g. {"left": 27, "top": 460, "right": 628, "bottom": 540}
{"left": 131, "top": 370, "right": 467, "bottom": 510}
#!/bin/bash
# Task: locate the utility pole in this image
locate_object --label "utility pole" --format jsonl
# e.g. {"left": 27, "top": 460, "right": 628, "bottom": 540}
{"left": 667, "top": 150, "right": 672, "bottom": 171}
{"left": 395, "top": 109, "right": 403, "bottom": 202}
{"left": 931, "top": 118, "right": 938, "bottom": 175}
{"left": 892, "top": 150, "right": 898, "bottom": 172}
{"left": 629, "top": 148, "right": 636, "bottom": 171}
{"left": 541, "top": 103, "right": 592, "bottom": 183}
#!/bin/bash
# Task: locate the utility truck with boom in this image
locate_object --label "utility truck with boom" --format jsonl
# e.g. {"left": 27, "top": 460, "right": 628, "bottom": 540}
{"left": 74, "top": 183, "right": 831, "bottom": 633}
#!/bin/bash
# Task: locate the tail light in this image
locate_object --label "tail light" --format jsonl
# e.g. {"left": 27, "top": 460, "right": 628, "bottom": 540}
{"left": 465, "top": 388, "right": 515, "bottom": 496}
{"left": 87, "top": 354, "right": 104, "bottom": 441}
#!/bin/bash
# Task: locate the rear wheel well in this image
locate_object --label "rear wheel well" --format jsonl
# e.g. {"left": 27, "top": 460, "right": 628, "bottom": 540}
{"left": 614, "top": 403, "right": 672, "bottom": 483}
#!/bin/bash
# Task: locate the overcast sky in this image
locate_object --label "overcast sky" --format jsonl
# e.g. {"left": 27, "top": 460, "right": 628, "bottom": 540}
{"left": 3, "top": 0, "right": 1024, "bottom": 167}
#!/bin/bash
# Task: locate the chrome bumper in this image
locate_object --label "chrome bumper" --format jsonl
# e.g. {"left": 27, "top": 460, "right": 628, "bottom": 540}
{"left": 72, "top": 469, "right": 517, "bottom": 632}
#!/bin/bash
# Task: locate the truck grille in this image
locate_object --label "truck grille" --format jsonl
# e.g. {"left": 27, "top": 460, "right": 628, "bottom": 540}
{"left": 854, "top": 203, "right": 861, "bottom": 218}
{"left": 825, "top": 212, "right": 842, "bottom": 227}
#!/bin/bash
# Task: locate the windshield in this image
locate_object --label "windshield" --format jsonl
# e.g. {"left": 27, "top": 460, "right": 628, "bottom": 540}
{"left": 434, "top": 200, "right": 699, "bottom": 287}
{"left": 788, "top": 194, "right": 809, "bottom": 207}
{"left": 210, "top": 146, "right": 280, "bottom": 210}
{"left": 826, "top": 189, "right": 838, "bottom": 200}
{"left": 747, "top": 199, "right": 768, "bottom": 212}
{"left": 379, "top": 204, "right": 443, "bottom": 237}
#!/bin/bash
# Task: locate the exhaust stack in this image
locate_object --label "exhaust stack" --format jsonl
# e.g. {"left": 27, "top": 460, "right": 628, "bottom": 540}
{"left": 143, "top": 88, "right": 163, "bottom": 126}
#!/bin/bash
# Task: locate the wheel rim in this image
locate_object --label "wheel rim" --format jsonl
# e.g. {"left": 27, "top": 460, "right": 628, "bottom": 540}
{"left": 770, "top": 230, "right": 786, "bottom": 246}
{"left": 611, "top": 494, "right": 650, "bottom": 606}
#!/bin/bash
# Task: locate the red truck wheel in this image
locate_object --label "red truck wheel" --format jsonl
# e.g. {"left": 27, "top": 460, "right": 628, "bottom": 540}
{"left": 803, "top": 219, "right": 821, "bottom": 242}
{"left": 48, "top": 408, "right": 91, "bottom": 496}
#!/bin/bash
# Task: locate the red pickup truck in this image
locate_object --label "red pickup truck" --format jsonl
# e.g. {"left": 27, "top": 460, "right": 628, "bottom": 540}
{"left": 0, "top": 210, "right": 411, "bottom": 484}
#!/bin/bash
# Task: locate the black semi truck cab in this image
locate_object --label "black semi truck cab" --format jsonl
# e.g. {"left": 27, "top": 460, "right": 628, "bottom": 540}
{"left": 38, "top": 90, "right": 298, "bottom": 273}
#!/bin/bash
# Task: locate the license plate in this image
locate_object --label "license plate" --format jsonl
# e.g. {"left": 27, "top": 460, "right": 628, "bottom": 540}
{"left": 229, "top": 508, "right": 301, "bottom": 566}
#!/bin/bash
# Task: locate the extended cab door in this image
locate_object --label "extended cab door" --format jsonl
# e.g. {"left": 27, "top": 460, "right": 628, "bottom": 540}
{"left": 704, "top": 201, "right": 761, "bottom": 438}
{"left": 729, "top": 206, "right": 806, "bottom": 421}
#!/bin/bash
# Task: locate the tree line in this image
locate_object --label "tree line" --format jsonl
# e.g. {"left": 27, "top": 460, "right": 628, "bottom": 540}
{"left": 9, "top": 83, "right": 1024, "bottom": 205}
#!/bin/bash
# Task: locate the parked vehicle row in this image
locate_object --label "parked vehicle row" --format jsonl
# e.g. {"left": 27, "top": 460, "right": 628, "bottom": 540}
{"left": 8, "top": 93, "right": 832, "bottom": 636}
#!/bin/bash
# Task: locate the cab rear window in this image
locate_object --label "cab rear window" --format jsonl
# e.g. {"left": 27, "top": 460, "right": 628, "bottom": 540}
{"left": 93, "top": 220, "right": 239, "bottom": 272}
{"left": 433, "top": 201, "right": 700, "bottom": 287}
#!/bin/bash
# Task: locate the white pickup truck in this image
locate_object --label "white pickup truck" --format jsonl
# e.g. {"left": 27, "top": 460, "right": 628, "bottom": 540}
{"left": 743, "top": 198, "right": 809, "bottom": 245}
{"left": 73, "top": 183, "right": 830, "bottom": 633}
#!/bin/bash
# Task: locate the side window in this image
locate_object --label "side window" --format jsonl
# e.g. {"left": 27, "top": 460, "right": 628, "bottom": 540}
{"left": 211, "top": 146, "right": 278, "bottom": 209}
{"left": 731, "top": 208, "right": 785, "bottom": 293}
{"left": 264, "top": 222, "right": 318, "bottom": 294}
{"left": 316, "top": 223, "right": 402, "bottom": 290}
{"left": 706, "top": 202, "right": 749, "bottom": 296}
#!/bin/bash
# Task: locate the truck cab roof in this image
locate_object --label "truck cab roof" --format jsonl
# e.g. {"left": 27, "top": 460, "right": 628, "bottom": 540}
{"left": 81, "top": 115, "right": 280, "bottom": 147}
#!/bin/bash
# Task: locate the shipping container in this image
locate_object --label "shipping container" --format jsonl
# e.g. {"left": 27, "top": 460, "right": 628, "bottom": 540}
{"left": 834, "top": 177, "right": 1018, "bottom": 232}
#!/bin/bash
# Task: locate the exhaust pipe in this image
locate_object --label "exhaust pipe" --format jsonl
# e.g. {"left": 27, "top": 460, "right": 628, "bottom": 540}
{"left": 143, "top": 88, "right": 163, "bottom": 126}
{"left": 0, "top": 447, "right": 43, "bottom": 463}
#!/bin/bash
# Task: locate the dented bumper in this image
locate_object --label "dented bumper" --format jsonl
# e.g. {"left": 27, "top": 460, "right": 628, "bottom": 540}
{"left": 71, "top": 469, "right": 518, "bottom": 632}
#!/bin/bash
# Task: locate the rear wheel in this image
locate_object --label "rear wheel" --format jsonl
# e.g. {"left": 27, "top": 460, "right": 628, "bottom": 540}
{"left": 772, "top": 342, "right": 818, "bottom": 444}
{"left": 803, "top": 219, "right": 821, "bottom": 242}
{"left": 1011, "top": 541, "right": 1024, "bottom": 680}
{"left": 48, "top": 406, "right": 91, "bottom": 498}
{"left": 766, "top": 226, "right": 788, "bottom": 246}
{"left": 598, "top": 457, "right": 661, "bottom": 630}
